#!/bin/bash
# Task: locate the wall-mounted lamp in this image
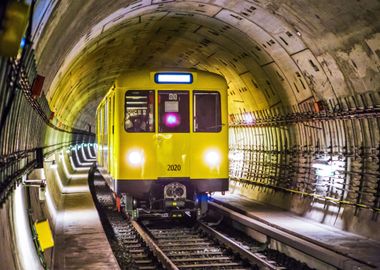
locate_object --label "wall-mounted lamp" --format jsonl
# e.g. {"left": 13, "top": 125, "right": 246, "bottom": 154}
{"left": 22, "top": 174, "right": 46, "bottom": 201}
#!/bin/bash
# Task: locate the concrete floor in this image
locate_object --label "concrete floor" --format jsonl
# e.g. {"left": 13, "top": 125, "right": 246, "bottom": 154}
{"left": 48, "top": 154, "right": 119, "bottom": 270}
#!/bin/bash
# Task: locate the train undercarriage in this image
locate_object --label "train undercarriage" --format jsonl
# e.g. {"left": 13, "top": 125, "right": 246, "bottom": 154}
{"left": 115, "top": 182, "right": 209, "bottom": 220}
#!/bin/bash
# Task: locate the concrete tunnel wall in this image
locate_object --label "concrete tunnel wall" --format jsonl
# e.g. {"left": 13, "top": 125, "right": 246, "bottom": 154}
{"left": 0, "top": 0, "right": 380, "bottom": 268}
{"left": 0, "top": 148, "right": 94, "bottom": 269}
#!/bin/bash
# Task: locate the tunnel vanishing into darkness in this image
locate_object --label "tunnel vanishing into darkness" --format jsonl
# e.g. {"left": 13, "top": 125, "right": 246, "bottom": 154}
{"left": 0, "top": 0, "right": 379, "bottom": 269}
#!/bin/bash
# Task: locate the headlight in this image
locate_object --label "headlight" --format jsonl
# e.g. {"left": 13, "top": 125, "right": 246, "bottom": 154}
{"left": 204, "top": 150, "right": 221, "bottom": 167}
{"left": 128, "top": 151, "right": 143, "bottom": 166}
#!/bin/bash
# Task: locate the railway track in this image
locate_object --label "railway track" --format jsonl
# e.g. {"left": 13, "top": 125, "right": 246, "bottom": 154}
{"left": 89, "top": 171, "right": 313, "bottom": 269}
{"left": 89, "top": 172, "right": 161, "bottom": 269}
{"left": 139, "top": 222, "right": 254, "bottom": 269}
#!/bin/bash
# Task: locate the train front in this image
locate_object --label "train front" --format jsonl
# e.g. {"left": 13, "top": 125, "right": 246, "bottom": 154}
{"left": 119, "top": 70, "right": 229, "bottom": 219}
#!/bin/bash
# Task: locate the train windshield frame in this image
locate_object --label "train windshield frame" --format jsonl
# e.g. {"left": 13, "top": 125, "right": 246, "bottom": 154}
{"left": 125, "top": 90, "right": 155, "bottom": 132}
{"left": 158, "top": 90, "right": 190, "bottom": 133}
{"left": 193, "top": 91, "right": 222, "bottom": 132}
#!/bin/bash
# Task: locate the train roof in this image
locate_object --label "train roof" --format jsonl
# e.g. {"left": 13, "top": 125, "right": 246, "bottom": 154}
{"left": 97, "top": 68, "right": 228, "bottom": 112}
{"left": 114, "top": 68, "right": 227, "bottom": 88}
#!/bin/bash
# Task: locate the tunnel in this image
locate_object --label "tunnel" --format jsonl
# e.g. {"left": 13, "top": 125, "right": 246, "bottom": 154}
{"left": 0, "top": 0, "right": 379, "bottom": 269}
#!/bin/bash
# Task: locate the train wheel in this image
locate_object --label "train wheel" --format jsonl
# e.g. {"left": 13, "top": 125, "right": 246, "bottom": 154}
{"left": 197, "top": 193, "right": 208, "bottom": 220}
{"left": 121, "top": 194, "right": 138, "bottom": 220}
{"left": 115, "top": 196, "right": 121, "bottom": 212}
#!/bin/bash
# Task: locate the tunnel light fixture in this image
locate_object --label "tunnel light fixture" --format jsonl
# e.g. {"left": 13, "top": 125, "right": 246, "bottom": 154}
{"left": 314, "top": 166, "right": 335, "bottom": 177}
{"left": 155, "top": 73, "right": 193, "bottom": 84}
{"left": 242, "top": 113, "right": 255, "bottom": 125}
{"left": 312, "top": 160, "right": 340, "bottom": 177}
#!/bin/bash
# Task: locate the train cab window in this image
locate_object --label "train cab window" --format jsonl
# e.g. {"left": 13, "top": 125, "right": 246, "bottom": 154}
{"left": 125, "top": 90, "right": 155, "bottom": 132}
{"left": 194, "top": 91, "right": 221, "bottom": 132}
{"left": 158, "top": 91, "right": 189, "bottom": 133}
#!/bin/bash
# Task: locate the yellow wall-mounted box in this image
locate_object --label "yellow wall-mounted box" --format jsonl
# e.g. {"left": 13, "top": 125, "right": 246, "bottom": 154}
{"left": 0, "top": 1, "right": 29, "bottom": 57}
{"left": 34, "top": 219, "right": 54, "bottom": 252}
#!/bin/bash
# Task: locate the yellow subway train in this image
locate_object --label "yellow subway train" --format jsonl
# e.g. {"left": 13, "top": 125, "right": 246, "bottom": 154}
{"left": 96, "top": 69, "right": 228, "bottom": 219}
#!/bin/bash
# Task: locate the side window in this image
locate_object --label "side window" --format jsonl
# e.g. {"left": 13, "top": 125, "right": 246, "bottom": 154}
{"left": 194, "top": 91, "right": 221, "bottom": 132}
{"left": 125, "top": 90, "right": 155, "bottom": 132}
{"left": 104, "top": 102, "right": 108, "bottom": 140}
{"left": 158, "top": 91, "right": 189, "bottom": 133}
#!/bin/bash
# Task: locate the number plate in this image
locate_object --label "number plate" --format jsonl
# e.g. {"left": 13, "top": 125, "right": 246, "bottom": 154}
{"left": 167, "top": 164, "right": 181, "bottom": 171}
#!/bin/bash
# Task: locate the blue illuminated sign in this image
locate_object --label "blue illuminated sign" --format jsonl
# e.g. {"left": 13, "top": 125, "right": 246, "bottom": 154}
{"left": 154, "top": 73, "right": 193, "bottom": 84}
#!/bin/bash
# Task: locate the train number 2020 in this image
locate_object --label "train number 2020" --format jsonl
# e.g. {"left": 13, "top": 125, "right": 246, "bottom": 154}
{"left": 167, "top": 164, "right": 181, "bottom": 171}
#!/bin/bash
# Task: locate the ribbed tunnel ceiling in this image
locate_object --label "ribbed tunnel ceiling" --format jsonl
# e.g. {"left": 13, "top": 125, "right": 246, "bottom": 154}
{"left": 34, "top": 0, "right": 380, "bottom": 130}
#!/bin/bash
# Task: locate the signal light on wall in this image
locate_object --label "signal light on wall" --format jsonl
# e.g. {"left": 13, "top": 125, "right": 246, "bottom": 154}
{"left": 314, "top": 100, "right": 325, "bottom": 113}
{"left": 155, "top": 73, "right": 193, "bottom": 84}
{"left": 20, "top": 37, "right": 26, "bottom": 49}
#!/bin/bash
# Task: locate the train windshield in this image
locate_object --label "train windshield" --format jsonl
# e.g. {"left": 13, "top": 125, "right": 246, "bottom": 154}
{"left": 158, "top": 91, "right": 189, "bottom": 133}
{"left": 193, "top": 91, "right": 221, "bottom": 132}
{"left": 125, "top": 90, "right": 155, "bottom": 132}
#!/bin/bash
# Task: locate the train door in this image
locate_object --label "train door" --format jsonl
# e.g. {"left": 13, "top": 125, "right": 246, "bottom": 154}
{"left": 191, "top": 90, "right": 228, "bottom": 180}
{"left": 99, "top": 107, "right": 104, "bottom": 166}
{"left": 157, "top": 90, "right": 190, "bottom": 178}
{"left": 103, "top": 101, "right": 109, "bottom": 171}
{"left": 108, "top": 94, "right": 115, "bottom": 175}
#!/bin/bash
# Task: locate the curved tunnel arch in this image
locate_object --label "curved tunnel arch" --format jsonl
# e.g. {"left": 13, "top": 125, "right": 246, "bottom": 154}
{"left": 37, "top": 1, "right": 379, "bottom": 128}
{"left": 30, "top": 0, "right": 380, "bottom": 235}
{"left": 1, "top": 4, "right": 379, "bottom": 266}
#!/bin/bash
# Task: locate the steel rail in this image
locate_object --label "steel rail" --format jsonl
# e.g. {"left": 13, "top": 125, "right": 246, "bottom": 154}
{"left": 209, "top": 201, "right": 374, "bottom": 269}
{"left": 198, "top": 221, "right": 278, "bottom": 270}
{"left": 91, "top": 167, "right": 311, "bottom": 269}
{"left": 131, "top": 220, "right": 179, "bottom": 270}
